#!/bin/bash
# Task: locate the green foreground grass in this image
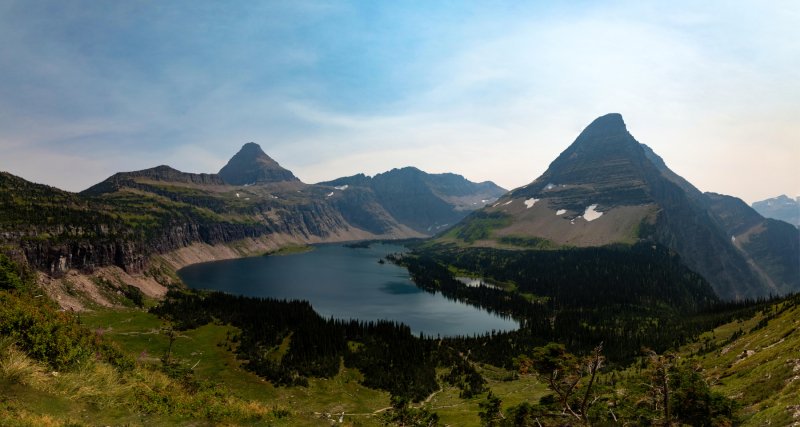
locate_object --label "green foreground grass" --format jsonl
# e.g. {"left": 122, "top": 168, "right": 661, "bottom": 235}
{"left": 2, "top": 305, "right": 550, "bottom": 426}
{"left": 80, "top": 308, "right": 553, "bottom": 426}
{"left": 685, "top": 300, "right": 800, "bottom": 425}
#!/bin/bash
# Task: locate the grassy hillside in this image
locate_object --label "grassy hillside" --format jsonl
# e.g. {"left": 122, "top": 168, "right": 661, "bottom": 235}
{"left": 680, "top": 293, "right": 800, "bottom": 425}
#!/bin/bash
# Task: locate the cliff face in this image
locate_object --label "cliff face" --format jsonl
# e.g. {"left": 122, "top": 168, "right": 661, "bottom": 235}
{"left": 13, "top": 200, "right": 368, "bottom": 277}
{"left": 21, "top": 239, "right": 148, "bottom": 276}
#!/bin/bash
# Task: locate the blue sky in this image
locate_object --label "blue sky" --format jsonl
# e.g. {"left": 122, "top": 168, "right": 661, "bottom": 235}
{"left": 0, "top": 0, "right": 797, "bottom": 203}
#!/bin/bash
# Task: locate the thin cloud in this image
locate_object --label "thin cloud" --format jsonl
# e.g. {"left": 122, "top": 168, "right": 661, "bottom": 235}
{"left": 0, "top": 1, "right": 796, "bottom": 203}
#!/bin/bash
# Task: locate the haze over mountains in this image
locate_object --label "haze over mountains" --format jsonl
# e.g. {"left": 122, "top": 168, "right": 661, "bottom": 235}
{"left": 320, "top": 168, "right": 506, "bottom": 234}
{"left": 1, "top": 115, "right": 797, "bottom": 302}
{"left": 442, "top": 113, "right": 800, "bottom": 300}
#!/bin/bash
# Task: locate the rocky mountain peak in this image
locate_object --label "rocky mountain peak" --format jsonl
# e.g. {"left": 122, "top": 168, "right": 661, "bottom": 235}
{"left": 511, "top": 113, "right": 652, "bottom": 207}
{"left": 218, "top": 142, "right": 299, "bottom": 185}
{"left": 566, "top": 113, "right": 639, "bottom": 155}
{"left": 578, "top": 112, "right": 627, "bottom": 138}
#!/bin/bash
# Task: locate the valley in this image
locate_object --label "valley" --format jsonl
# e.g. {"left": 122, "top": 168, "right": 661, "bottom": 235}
{"left": 1, "top": 114, "right": 798, "bottom": 426}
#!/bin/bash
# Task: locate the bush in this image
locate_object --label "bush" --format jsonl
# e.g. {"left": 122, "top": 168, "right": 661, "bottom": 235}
{"left": 0, "top": 254, "right": 24, "bottom": 291}
{"left": 0, "top": 256, "right": 133, "bottom": 371}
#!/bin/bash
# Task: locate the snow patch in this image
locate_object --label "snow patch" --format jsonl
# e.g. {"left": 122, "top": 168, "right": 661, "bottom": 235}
{"left": 556, "top": 209, "right": 567, "bottom": 215}
{"left": 334, "top": 185, "right": 349, "bottom": 191}
{"left": 731, "top": 235, "right": 736, "bottom": 242}
{"left": 326, "top": 192, "right": 334, "bottom": 197}
{"left": 235, "top": 193, "right": 240, "bottom": 198}
{"left": 524, "top": 198, "right": 539, "bottom": 208}
{"left": 545, "top": 183, "right": 556, "bottom": 190}
{"left": 583, "top": 204, "right": 603, "bottom": 221}
{"left": 503, "top": 200, "right": 513, "bottom": 206}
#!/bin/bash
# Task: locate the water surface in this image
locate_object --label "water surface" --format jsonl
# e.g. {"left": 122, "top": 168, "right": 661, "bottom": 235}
{"left": 178, "top": 243, "right": 518, "bottom": 336}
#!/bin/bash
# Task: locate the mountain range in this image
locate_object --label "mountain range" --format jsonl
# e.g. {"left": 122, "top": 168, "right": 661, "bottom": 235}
{"left": 1, "top": 115, "right": 797, "bottom": 301}
{"left": 440, "top": 113, "right": 799, "bottom": 300}
{"left": 0, "top": 143, "right": 504, "bottom": 278}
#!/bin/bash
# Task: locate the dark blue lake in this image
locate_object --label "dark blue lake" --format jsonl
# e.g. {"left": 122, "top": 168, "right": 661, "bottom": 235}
{"left": 178, "top": 243, "right": 518, "bottom": 336}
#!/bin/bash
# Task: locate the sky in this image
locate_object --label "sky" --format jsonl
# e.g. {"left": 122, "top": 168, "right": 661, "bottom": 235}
{"left": 0, "top": 1, "right": 797, "bottom": 204}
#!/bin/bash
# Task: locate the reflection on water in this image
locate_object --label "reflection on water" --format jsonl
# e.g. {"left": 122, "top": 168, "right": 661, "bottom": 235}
{"left": 178, "top": 243, "right": 518, "bottom": 336}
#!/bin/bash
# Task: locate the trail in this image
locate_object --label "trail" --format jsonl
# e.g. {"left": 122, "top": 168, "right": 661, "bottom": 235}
{"left": 420, "top": 386, "right": 444, "bottom": 405}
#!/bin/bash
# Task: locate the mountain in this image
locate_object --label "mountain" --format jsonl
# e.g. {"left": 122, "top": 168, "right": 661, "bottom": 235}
{"left": 1, "top": 143, "right": 505, "bottom": 280}
{"left": 441, "top": 113, "right": 799, "bottom": 299}
{"left": 218, "top": 142, "right": 299, "bottom": 185}
{"left": 319, "top": 167, "right": 506, "bottom": 234}
{"left": 752, "top": 194, "right": 800, "bottom": 227}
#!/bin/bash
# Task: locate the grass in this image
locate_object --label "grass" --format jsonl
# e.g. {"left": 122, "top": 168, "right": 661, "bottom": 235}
{"left": 429, "top": 364, "right": 549, "bottom": 426}
{"left": 7, "top": 299, "right": 797, "bottom": 426}
{"left": 75, "top": 307, "right": 558, "bottom": 426}
{"left": 79, "top": 308, "right": 393, "bottom": 426}
{"left": 0, "top": 320, "right": 294, "bottom": 426}
{"left": 496, "top": 236, "right": 558, "bottom": 250}
{"left": 685, "top": 300, "right": 800, "bottom": 426}
{"left": 443, "top": 211, "right": 512, "bottom": 243}
{"left": 607, "top": 296, "right": 800, "bottom": 426}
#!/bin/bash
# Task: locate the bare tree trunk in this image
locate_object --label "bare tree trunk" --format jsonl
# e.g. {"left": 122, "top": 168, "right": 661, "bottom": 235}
{"left": 579, "top": 344, "right": 604, "bottom": 421}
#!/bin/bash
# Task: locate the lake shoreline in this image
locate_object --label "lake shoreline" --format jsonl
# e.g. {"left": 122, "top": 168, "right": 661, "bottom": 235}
{"left": 179, "top": 242, "right": 518, "bottom": 337}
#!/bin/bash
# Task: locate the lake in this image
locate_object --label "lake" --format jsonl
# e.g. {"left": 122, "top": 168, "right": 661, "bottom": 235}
{"left": 178, "top": 243, "right": 518, "bottom": 336}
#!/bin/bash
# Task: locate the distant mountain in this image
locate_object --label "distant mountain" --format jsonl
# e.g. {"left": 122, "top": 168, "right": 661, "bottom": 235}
{"left": 752, "top": 195, "right": 800, "bottom": 227}
{"left": 319, "top": 167, "right": 507, "bottom": 234}
{"left": 441, "top": 113, "right": 799, "bottom": 299}
{"left": 218, "top": 142, "right": 299, "bottom": 185}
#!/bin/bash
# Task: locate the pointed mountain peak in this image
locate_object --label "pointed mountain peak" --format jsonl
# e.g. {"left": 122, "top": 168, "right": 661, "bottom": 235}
{"left": 218, "top": 142, "right": 299, "bottom": 185}
{"left": 583, "top": 112, "right": 626, "bottom": 133}
{"left": 238, "top": 142, "right": 267, "bottom": 155}
{"left": 510, "top": 113, "right": 653, "bottom": 207}
{"left": 544, "top": 113, "right": 644, "bottom": 173}
{"left": 571, "top": 113, "right": 632, "bottom": 147}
